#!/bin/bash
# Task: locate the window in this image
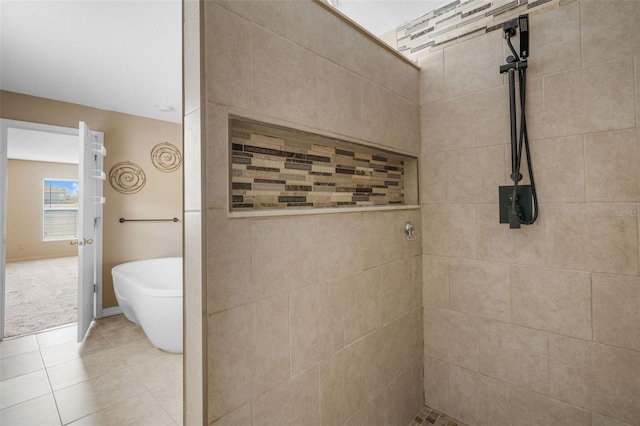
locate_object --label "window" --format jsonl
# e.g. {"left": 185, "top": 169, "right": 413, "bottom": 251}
{"left": 43, "top": 179, "right": 79, "bottom": 241}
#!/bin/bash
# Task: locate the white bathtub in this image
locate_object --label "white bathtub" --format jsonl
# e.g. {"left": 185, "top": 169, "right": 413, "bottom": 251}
{"left": 111, "top": 257, "right": 182, "bottom": 353}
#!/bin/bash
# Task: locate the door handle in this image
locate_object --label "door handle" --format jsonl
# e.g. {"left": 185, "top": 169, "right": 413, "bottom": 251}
{"left": 84, "top": 239, "right": 94, "bottom": 245}
{"left": 70, "top": 240, "right": 80, "bottom": 246}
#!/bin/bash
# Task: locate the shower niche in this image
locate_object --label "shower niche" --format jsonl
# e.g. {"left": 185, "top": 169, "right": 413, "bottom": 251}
{"left": 229, "top": 117, "right": 419, "bottom": 212}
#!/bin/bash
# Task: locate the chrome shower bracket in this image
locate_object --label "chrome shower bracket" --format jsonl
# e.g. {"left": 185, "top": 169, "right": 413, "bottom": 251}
{"left": 405, "top": 222, "right": 418, "bottom": 241}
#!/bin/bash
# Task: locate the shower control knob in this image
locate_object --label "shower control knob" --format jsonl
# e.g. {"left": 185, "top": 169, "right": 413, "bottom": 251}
{"left": 507, "top": 55, "right": 516, "bottom": 63}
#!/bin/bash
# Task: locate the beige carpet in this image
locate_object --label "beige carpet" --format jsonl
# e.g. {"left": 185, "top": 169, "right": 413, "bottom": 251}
{"left": 4, "top": 256, "right": 77, "bottom": 338}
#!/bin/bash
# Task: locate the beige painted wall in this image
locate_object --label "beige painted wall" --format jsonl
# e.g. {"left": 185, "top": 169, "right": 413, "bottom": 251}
{"left": 420, "top": 1, "right": 640, "bottom": 424}
{"left": 1, "top": 91, "right": 182, "bottom": 308}
{"left": 6, "top": 159, "right": 78, "bottom": 262}
{"left": 201, "top": 1, "right": 422, "bottom": 425}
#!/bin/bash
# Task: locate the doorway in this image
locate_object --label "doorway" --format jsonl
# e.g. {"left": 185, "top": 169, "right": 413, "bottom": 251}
{"left": 0, "top": 119, "right": 103, "bottom": 340}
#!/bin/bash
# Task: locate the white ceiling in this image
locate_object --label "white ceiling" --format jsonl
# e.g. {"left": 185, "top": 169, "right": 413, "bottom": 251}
{"left": 7, "top": 128, "right": 79, "bottom": 164}
{"left": 335, "top": 0, "right": 449, "bottom": 36}
{"left": 0, "top": 0, "right": 183, "bottom": 123}
{"left": 0, "top": 1, "right": 442, "bottom": 127}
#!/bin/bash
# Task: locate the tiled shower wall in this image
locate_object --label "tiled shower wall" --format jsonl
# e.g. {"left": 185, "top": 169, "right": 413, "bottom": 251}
{"left": 202, "top": 1, "right": 422, "bottom": 425}
{"left": 420, "top": 1, "right": 640, "bottom": 425}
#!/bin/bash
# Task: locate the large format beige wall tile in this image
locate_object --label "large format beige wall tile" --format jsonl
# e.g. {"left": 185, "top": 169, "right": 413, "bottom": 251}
{"left": 204, "top": 4, "right": 251, "bottom": 109}
{"left": 207, "top": 295, "right": 289, "bottom": 422}
{"left": 211, "top": 403, "right": 252, "bottom": 426}
{"left": 379, "top": 52, "right": 420, "bottom": 105}
{"left": 592, "top": 273, "right": 640, "bottom": 352}
{"left": 207, "top": 212, "right": 252, "bottom": 314}
{"left": 476, "top": 204, "right": 547, "bottom": 266}
{"left": 421, "top": 94, "right": 475, "bottom": 153}
{"left": 589, "top": 343, "right": 640, "bottom": 425}
{"left": 338, "top": 22, "right": 412, "bottom": 100}
{"left": 544, "top": 57, "right": 635, "bottom": 137}
{"left": 524, "top": 77, "right": 545, "bottom": 141}
{"left": 317, "top": 213, "right": 362, "bottom": 282}
{"left": 283, "top": 1, "right": 341, "bottom": 63}
{"left": 208, "top": 305, "right": 253, "bottom": 421}
{"left": 252, "top": 367, "right": 320, "bottom": 426}
{"left": 381, "top": 256, "right": 421, "bottom": 324}
{"left": 424, "top": 306, "right": 480, "bottom": 371}
{"left": 511, "top": 265, "right": 592, "bottom": 340}
{"left": 362, "top": 209, "right": 422, "bottom": 268}
{"left": 448, "top": 365, "right": 510, "bottom": 426}
{"left": 548, "top": 334, "right": 592, "bottom": 409}
{"left": 591, "top": 413, "right": 636, "bottom": 426}
{"left": 550, "top": 335, "right": 640, "bottom": 424}
{"left": 449, "top": 259, "right": 511, "bottom": 322}
{"left": 544, "top": 203, "right": 638, "bottom": 275}
{"left": 363, "top": 327, "right": 388, "bottom": 400}
{"left": 205, "top": 103, "right": 230, "bottom": 210}
{"left": 422, "top": 204, "right": 476, "bottom": 259}
{"left": 345, "top": 392, "right": 385, "bottom": 426}
{"left": 445, "top": 145, "right": 505, "bottom": 204}
{"left": 479, "top": 321, "right": 549, "bottom": 394}
{"left": 383, "top": 359, "right": 423, "bottom": 426}
{"left": 362, "top": 81, "right": 419, "bottom": 154}
{"left": 343, "top": 268, "right": 383, "bottom": 345}
{"left": 213, "top": 0, "right": 287, "bottom": 38}
{"left": 252, "top": 295, "right": 290, "bottom": 396}
{"left": 582, "top": 1, "right": 640, "bottom": 65}
{"left": 528, "top": 1, "right": 581, "bottom": 77}
{"left": 251, "top": 25, "right": 317, "bottom": 128}
{"left": 528, "top": 135, "right": 586, "bottom": 203}
{"left": 509, "top": 387, "right": 591, "bottom": 426}
{"left": 419, "top": 50, "right": 446, "bottom": 105}
{"left": 473, "top": 86, "right": 510, "bottom": 148}
{"left": 585, "top": 128, "right": 640, "bottom": 202}
{"left": 252, "top": 217, "right": 317, "bottom": 300}
{"left": 423, "top": 355, "right": 451, "bottom": 416}
{"left": 316, "top": 59, "right": 362, "bottom": 140}
{"left": 319, "top": 340, "right": 366, "bottom": 426}
{"left": 420, "top": 152, "right": 447, "bottom": 204}
{"left": 422, "top": 255, "right": 449, "bottom": 308}
{"left": 637, "top": 55, "right": 640, "bottom": 128}
{"left": 444, "top": 31, "right": 504, "bottom": 98}
{"left": 290, "top": 280, "right": 344, "bottom": 375}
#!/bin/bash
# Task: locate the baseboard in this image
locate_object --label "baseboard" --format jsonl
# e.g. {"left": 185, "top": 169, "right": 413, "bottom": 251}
{"left": 101, "top": 306, "right": 123, "bottom": 317}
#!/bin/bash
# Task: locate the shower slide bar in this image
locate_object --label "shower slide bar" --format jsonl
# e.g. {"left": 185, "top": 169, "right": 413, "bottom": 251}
{"left": 118, "top": 217, "right": 180, "bottom": 223}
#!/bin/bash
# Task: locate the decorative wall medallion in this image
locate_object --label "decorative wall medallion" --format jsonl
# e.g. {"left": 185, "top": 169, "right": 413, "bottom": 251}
{"left": 151, "top": 142, "right": 182, "bottom": 173}
{"left": 109, "top": 161, "right": 146, "bottom": 194}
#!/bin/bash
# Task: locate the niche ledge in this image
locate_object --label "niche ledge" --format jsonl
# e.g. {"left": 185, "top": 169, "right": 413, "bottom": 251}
{"left": 229, "top": 117, "right": 419, "bottom": 215}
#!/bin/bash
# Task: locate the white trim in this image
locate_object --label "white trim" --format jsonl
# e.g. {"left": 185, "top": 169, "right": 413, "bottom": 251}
{"left": 101, "top": 306, "right": 123, "bottom": 317}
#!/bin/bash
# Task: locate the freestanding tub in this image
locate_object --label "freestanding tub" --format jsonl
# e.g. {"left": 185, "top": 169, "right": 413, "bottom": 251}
{"left": 111, "top": 257, "right": 182, "bottom": 353}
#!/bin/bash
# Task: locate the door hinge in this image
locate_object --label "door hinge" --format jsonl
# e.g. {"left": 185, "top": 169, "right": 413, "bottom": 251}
{"left": 93, "top": 284, "right": 97, "bottom": 293}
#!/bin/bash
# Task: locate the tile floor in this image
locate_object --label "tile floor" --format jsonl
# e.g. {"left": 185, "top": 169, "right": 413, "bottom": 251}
{"left": 410, "top": 405, "right": 468, "bottom": 426}
{"left": 0, "top": 315, "right": 182, "bottom": 425}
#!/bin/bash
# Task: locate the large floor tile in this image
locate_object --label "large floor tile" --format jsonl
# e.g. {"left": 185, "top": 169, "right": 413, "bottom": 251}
{"left": 0, "top": 350, "right": 44, "bottom": 381}
{"left": 40, "top": 332, "right": 111, "bottom": 368}
{"left": 67, "top": 391, "right": 174, "bottom": 426}
{"left": 0, "top": 393, "right": 61, "bottom": 425}
{"left": 0, "top": 369, "right": 51, "bottom": 410}
{"left": 36, "top": 324, "right": 77, "bottom": 349}
{"left": 0, "top": 334, "right": 38, "bottom": 359}
{"left": 47, "top": 348, "right": 129, "bottom": 391}
{"left": 53, "top": 367, "right": 147, "bottom": 424}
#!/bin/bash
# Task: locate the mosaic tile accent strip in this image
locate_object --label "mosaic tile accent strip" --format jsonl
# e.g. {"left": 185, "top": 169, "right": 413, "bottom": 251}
{"left": 409, "top": 405, "right": 469, "bottom": 426}
{"left": 395, "top": 0, "right": 560, "bottom": 61}
{"left": 230, "top": 121, "right": 407, "bottom": 211}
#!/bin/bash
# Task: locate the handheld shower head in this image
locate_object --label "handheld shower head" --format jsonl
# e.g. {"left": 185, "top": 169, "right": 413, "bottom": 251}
{"left": 518, "top": 14, "right": 529, "bottom": 59}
